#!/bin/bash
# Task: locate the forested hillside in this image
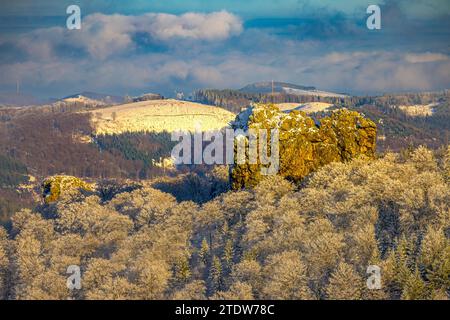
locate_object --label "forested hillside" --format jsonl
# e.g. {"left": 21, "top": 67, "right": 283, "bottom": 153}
{"left": 0, "top": 94, "right": 448, "bottom": 300}
{"left": 193, "top": 89, "right": 349, "bottom": 114}
{"left": 0, "top": 92, "right": 449, "bottom": 226}
{"left": 193, "top": 90, "right": 450, "bottom": 151}
{"left": 352, "top": 102, "right": 450, "bottom": 151}
{"left": 194, "top": 89, "right": 450, "bottom": 113}
{"left": 0, "top": 147, "right": 448, "bottom": 300}
{"left": 0, "top": 105, "right": 178, "bottom": 224}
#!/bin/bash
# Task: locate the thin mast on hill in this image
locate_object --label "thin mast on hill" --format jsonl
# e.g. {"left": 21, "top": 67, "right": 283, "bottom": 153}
{"left": 271, "top": 79, "right": 274, "bottom": 103}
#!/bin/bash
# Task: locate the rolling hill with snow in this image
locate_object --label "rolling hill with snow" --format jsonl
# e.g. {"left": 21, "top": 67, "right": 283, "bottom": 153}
{"left": 88, "top": 99, "right": 236, "bottom": 134}
{"left": 62, "top": 92, "right": 125, "bottom": 105}
{"left": 239, "top": 81, "right": 348, "bottom": 98}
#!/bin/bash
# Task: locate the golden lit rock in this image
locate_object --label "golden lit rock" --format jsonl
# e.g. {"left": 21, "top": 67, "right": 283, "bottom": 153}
{"left": 231, "top": 104, "right": 377, "bottom": 189}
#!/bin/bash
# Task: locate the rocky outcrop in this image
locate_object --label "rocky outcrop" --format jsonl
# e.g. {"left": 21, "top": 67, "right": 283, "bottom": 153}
{"left": 42, "top": 175, "right": 95, "bottom": 203}
{"left": 231, "top": 104, "right": 377, "bottom": 189}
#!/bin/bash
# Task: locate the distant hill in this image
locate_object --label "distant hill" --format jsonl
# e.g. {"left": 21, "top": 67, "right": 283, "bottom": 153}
{"left": 0, "top": 92, "right": 45, "bottom": 107}
{"left": 239, "top": 81, "right": 316, "bottom": 94}
{"left": 88, "top": 99, "right": 235, "bottom": 134}
{"left": 132, "top": 93, "right": 164, "bottom": 102}
{"left": 193, "top": 82, "right": 349, "bottom": 114}
{"left": 62, "top": 92, "right": 125, "bottom": 105}
{"left": 275, "top": 102, "right": 335, "bottom": 113}
{"left": 239, "top": 81, "right": 347, "bottom": 98}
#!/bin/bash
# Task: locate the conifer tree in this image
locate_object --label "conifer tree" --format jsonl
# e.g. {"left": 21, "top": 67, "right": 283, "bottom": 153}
{"left": 223, "top": 239, "right": 234, "bottom": 270}
{"left": 173, "top": 256, "right": 191, "bottom": 285}
{"left": 401, "top": 268, "right": 429, "bottom": 300}
{"left": 209, "top": 256, "right": 223, "bottom": 294}
{"left": 419, "top": 227, "right": 450, "bottom": 293}
{"left": 199, "top": 238, "right": 210, "bottom": 265}
{"left": 326, "top": 262, "right": 364, "bottom": 300}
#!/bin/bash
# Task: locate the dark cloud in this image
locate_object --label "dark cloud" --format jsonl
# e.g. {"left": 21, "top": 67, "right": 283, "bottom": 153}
{"left": 0, "top": 5, "right": 449, "bottom": 98}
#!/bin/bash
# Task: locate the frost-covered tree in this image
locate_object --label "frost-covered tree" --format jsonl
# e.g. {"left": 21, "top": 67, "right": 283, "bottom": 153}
{"left": 1, "top": 146, "right": 448, "bottom": 300}
{"left": 326, "top": 262, "right": 364, "bottom": 300}
{"left": 0, "top": 227, "right": 9, "bottom": 299}
{"left": 261, "top": 251, "right": 312, "bottom": 300}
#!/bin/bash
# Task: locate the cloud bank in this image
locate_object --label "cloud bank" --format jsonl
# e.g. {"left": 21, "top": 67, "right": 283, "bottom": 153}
{"left": 0, "top": 7, "right": 449, "bottom": 98}
{"left": 8, "top": 11, "right": 243, "bottom": 60}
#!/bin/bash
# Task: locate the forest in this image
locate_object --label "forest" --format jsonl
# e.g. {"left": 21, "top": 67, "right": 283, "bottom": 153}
{"left": 0, "top": 146, "right": 448, "bottom": 300}
{"left": 193, "top": 89, "right": 450, "bottom": 113}
{"left": 0, "top": 94, "right": 448, "bottom": 300}
{"left": 0, "top": 92, "right": 449, "bottom": 229}
{"left": 193, "top": 89, "right": 450, "bottom": 151}
{"left": 0, "top": 104, "right": 180, "bottom": 224}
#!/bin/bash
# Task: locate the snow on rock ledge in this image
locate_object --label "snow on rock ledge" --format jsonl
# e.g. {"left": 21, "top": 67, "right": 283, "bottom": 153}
{"left": 231, "top": 104, "right": 377, "bottom": 189}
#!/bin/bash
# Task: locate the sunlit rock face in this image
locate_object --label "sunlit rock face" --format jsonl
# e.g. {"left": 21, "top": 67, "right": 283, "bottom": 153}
{"left": 231, "top": 104, "right": 377, "bottom": 189}
{"left": 42, "top": 175, "right": 94, "bottom": 203}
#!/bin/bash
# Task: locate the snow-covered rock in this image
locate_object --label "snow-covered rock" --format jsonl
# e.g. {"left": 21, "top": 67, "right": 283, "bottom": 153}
{"left": 231, "top": 103, "right": 377, "bottom": 189}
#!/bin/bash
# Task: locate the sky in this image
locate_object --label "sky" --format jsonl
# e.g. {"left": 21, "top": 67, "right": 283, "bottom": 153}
{"left": 0, "top": 0, "right": 449, "bottom": 98}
